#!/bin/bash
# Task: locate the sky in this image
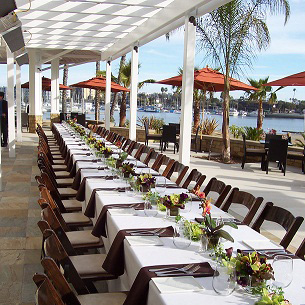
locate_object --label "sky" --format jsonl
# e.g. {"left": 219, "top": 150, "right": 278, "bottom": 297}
{"left": 0, "top": 0, "right": 305, "bottom": 102}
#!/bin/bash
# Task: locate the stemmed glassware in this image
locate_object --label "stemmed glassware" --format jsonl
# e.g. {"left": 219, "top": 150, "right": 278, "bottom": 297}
{"left": 155, "top": 177, "right": 166, "bottom": 195}
{"left": 173, "top": 221, "right": 192, "bottom": 249}
{"left": 272, "top": 255, "right": 293, "bottom": 288}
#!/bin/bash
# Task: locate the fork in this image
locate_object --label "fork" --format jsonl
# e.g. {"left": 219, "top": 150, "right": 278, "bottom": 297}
{"left": 156, "top": 265, "right": 200, "bottom": 277}
{"left": 127, "top": 228, "right": 163, "bottom": 234}
{"left": 149, "top": 263, "right": 194, "bottom": 273}
{"left": 129, "top": 228, "right": 166, "bottom": 236}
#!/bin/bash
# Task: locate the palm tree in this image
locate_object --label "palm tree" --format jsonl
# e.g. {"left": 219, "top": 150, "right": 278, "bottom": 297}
{"left": 197, "top": 0, "right": 290, "bottom": 162}
{"left": 62, "top": 64, "right": 68, "bottom": 114}
{"left": 110, "top": 55, "right": 126, "bottom": 119}
{"left": 247, "top": 77, "right": 272, "bottom": 129}
{"left": 95, "top": 61, "right": 101, "bottom": 122}
{"left": 118, "top": 59, "right": 155, "bottom": 127}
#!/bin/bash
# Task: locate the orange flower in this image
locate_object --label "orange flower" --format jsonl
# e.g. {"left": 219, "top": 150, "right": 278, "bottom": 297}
{"left": 202, "top": 200, "right": 211, "bottom": 216}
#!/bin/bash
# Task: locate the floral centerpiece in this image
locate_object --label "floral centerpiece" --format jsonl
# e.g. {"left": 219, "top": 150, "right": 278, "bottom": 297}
{"left": 255, "top": 287, "right": 291, "bottom": 305}
{"left": 135, "top": 174, "right": 156, "bottom": 193}
{"left": 85, "top": 136, "right": 96, "bottom": 147}
{"left": 73, "top": 125, "right": 86, "bottom": 137}
{"left": 94, "top": 140, "right": 105, "bottom": 152}
{"left": 116, "top": 140, "right": 123, "bottom": 148}
{"left": 116, "top": 152, "right": 128, "bottom": 168}
{"left": 120, "top": 162, "right": 135, "bottom": 178}
{"left": 193, "top": 187, "right": 237, "bottom": 249}
{"left": 100, "top": 146, "right": 113, "bottom": 158}
{"left": 160, "top": 193, "right": 189, "bottom": 216}
{"left": 233, "top": 251, "right": 274, "bottom": 288}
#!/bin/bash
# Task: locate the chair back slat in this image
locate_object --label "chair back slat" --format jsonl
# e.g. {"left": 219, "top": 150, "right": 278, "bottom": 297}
{"left": 181, "top": 169, "right": 206, "bottom": 191}
{"left": 296, "top": 239, "right": 305, "bottom": 260}
{"left": 252, "top": 202, "right": 304, "bottom": 249}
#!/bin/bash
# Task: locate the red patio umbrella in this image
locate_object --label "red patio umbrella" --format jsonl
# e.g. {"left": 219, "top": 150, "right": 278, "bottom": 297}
{"left": 264, "top": 71, "right": 305, "bottom": 87}
{"left": 157, "top": 67, "right": 257, "bottom": 92}
{"left": 70, "top": 76, "right": 130, "bottom": 92}
{"left": 21, "top": 76, "right": 71, "bottom": 91}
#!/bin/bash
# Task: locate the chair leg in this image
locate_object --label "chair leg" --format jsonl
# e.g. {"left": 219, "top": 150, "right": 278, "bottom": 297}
{"left": 241, "top": 155, "right": 245, "bottom": 169}
{"left": 266, "top": 160, "right": 269, "bottom": 174}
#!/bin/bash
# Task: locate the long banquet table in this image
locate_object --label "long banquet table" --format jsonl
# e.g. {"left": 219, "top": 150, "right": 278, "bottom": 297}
{"left": 55, "top": 123, "right": 305, "bottom": 305}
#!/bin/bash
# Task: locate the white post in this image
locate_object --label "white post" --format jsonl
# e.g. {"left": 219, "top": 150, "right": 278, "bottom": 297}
{"left": 105, "top": 60, "right": 111, "bottom": 130}
{"left": 29, "top": 49, "right": 42, "bottom": 132}
{"left": 51, "top": 58, "right": 60, "bottom": 117}
{"left": 179, "top": 16, "right": 196, "bottom": 166}
{"left": 6, "top": 47, "right": 15, "bottom": 157}
{"left": 81, "top": 97, "right": 85, "bottom": 114}
{"left": 16, "top": 63, "right": 22, "bottom": 142}
{"left": 70, "top": 92, "right": 74, "bottom": 112}
{"left": 129, "top": 46, "right": 139, "bottom": 140}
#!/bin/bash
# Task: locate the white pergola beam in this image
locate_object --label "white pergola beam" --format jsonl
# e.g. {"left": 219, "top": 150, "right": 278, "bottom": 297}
{"left": 16, "top": 63, "right": 22, "bottom": 143}
{"left": 179, "top": 16, "right": 196, "bottom": 166}
{"left": 6, "top": 47, "right": 16, "bottom": 158}
{"left": 105, "top": 60, "right": 111, "bottom": 130}
{"left": 102, "top": 0, "right": 230, "bottom": 60}
{"left": 41, "top": 50, "right": 71, "bottom": 65}
{"left": 129, "top": 46, "right": 138, "bottom": 141}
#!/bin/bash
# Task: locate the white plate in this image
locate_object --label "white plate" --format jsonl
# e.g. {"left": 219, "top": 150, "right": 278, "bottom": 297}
{"left": 126, "top": 236, "right": 163, "bottom": 246}
{"left": 108, "top": 208, "right": 137, "bottom": 216}
{"left": 242, "top": 239, "right": 283, "bottom": 251}
{"left": 152, "top": 276, "right": 203, "bottom": 293}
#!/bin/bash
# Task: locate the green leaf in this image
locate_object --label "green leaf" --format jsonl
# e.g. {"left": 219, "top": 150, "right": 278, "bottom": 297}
{"left": 251, "top": 264, "right": 259, "bottom": 271}
{"left": 215, "top": 229, "right": 234, "bottom": 242}
{"left": 225, "top": 222, "right": 238, "bottom": 229}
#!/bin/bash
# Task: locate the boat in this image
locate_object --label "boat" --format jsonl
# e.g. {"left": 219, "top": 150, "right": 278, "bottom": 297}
{"left": 174, "top": 110, "right": 181, "bottom": 114}
{"left": 239, "top": 110, "right": 247, "bottom": 117}
{"left": 144, "top": 106, "right": 161, "bottom": 113}
{"left": 248, "top": 110, "right": 265, "bottom": 117}
{"left": 229, "top": 109, "right": 239, "bottom": 116}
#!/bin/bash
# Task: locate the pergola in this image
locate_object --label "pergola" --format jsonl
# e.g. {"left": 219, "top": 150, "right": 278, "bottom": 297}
{"left": 1, "top": 0, "right": 230, "bottom": 166}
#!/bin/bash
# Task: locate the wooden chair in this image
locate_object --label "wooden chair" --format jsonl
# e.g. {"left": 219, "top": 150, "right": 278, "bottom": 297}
{"left": 33, "top": 273, "right": 64, "bottom": 305}
{"left": 144, "top": 121, "right": 162, "bottom": 146}
{"left": 134, "top": 143, "right": 145, "bottom": 160}
{"left": 39, "top": 204, "right": 103, "bottom": 254}
{"left": 40, "top": 257, "right": 127, "bottom": 305}
{"left": 43, "top": 229, "right": 117, "bottom": 293}
{"left": 203, "top": 177, "right": 232, "bottom": 208}
{"left": 252, "top": 202, "right": 304, "bottom": 249}
{"left": 163, "top": 160, "right": 189, "bottom": 186}
{"left": 221, "top": 188, "right": 263, "bottom": 225}
{"left": 151, "top": 153, "right": 165, "bottom": 172}
{"left": 161, "top": 159, "right": 176, "bottom": 179}
{"left": 143, "top": 148, "right": 155, "bottom": 165}
{"left": 181, "top": 169, "right": 206, "bottom": 191}
{"left": 241, "top": 134, "right": 266, "bottom": 170}
{"left": 287, "top": 147, "right": 305, "bottom": 174}
{"left": 126, "top": 140, "right": 136, "bottom": 155}
{"left": 296, "top": 238, "right": 305, "bottom": 260}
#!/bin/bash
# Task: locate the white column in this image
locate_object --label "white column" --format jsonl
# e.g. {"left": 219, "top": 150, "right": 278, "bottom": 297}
{"left": 6, "top": 47, "right": 15, "bottom": 157}
{"left": 29, "top": 49, "right": 42, "bottom": 116}
{"left": 51, "top": 58, "right": 60, "bottom": 115}
{"left": 179, "top": 16, "right": 196, "bottom": 166}
{"left": 129, "top": 46, "right": 139, "bottom": 140}
{"left": 70, "top": 92, "right": 74, "bottom": 112}
{"left": 105, "top": 60, "right": 111, "bottom": 130}
{"left": 16, "top": 63, "right": 22, "bottom": 142}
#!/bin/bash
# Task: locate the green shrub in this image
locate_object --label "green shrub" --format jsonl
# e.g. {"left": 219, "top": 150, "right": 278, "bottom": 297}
{"left": 138, "top": 116, "right": 165, "bottom": 134}
{"left": 229, "top": 125, "right": 245, "bottom": 138}
{"left": 200, "top": 118, "right": 218, "bottom": 135}
{"left": 243, "top": 127, "right": 264, "bottom": 141}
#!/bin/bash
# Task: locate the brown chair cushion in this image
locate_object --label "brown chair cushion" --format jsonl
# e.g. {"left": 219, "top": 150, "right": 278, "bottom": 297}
{"left": 70, "top": 253, "right": 108, "bottom": 277}
{"left": 62, "top": 213, "right": 92, "bottom": 225}
{"left": 66, "top": 230, "right": 102, "bottom": 247}
{"left": 53, "top": 159, "right": 66, "bottom": 165}
{"left": 62, "top": 199, "right": 82, "bottom": 211}
{"left": 77, "top": 292, "right": 127, "bottom": 305}
{"left": 56, "top": 178, "right": 74, "bottom": 188}
{"left": 52, "top": 164, "right": 67, "bottom": 171}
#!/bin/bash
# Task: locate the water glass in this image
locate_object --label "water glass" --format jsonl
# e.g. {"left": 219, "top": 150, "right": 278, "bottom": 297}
{"left": 272, "top": 255, "right": 293, "bottom": 288}
{"left": 212, "top": 261, "right": 236, "bottom": 296}
{"left": 155, "top": 177, "right": 166, "bottom": 195}
{"left": 173, "top": 222, "right": 192, "bottom": 249}
{"left": 198, "top": 234, "right": 209, "bottom": 253}
{"left": 144, "top": 199, "right": 158, "bottom": 217}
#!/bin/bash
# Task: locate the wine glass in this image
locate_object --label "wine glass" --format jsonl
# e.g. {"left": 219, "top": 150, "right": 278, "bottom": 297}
{"left": 144, "top": 199, "right": 158, "bottom": 217}
{"left": 155, "top": 177, "right": 166, "bottom": 195}
{"left": 212, "top": 261, "right": 236, "bottom": 296}
{"left": 173, "top": 222, "right": 191, "bottom": 249}
{"left": 272, "top": 255, "right": 293, "bottom": 288}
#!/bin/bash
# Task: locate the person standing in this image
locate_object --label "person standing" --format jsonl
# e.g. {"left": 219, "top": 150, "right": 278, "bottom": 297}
{"left": 0, "top": 92, "right": 8, "bottom": 147}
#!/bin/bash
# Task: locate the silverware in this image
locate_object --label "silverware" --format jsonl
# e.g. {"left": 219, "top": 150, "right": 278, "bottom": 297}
{"left": 155, "top": 265, "right": 200, "bottom": 276}
{"left": 127, "top": 228, "right": 163, "bottom": 234}
{"left": 149, "top": 263, "right": 194, "bottom": 273}
{"left": 129, "top": 228, "right": 166, "bottom": 236}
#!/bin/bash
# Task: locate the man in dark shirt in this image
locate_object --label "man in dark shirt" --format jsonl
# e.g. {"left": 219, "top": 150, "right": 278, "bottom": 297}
{"left": 0, "top": 92, "right": 8, "bottom": 147}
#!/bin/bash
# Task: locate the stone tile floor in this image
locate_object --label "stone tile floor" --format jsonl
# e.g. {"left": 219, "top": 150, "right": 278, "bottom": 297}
{"left": 0, "top": 132, "right": 42, "bottom": 305}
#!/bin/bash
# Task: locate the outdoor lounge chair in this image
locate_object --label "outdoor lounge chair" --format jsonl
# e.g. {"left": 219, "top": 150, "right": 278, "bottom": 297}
{"left": 144, "top": 121, "right": 162, "bottom": 146}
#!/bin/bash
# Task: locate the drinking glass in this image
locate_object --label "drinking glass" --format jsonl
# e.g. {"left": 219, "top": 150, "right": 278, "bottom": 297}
{"left": 155, "top": 177, "right": 166, "bottom": 195}
{"left": 126, "top": 176, "right": 136, "bottom": 197}
{"left": 198, "top": 233, "right": 209, "bottom": 253}
{"left": 144, "top": 199, "right": 158, "bottom": 217}
{"left": 212, "top": 261, "right": 236, "bottom": 296}
{"left": 272, "top": 255, "right": 293, "bottom": 288}
{"left": 173, "top": 222, "right": 192, "bottom": 249}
